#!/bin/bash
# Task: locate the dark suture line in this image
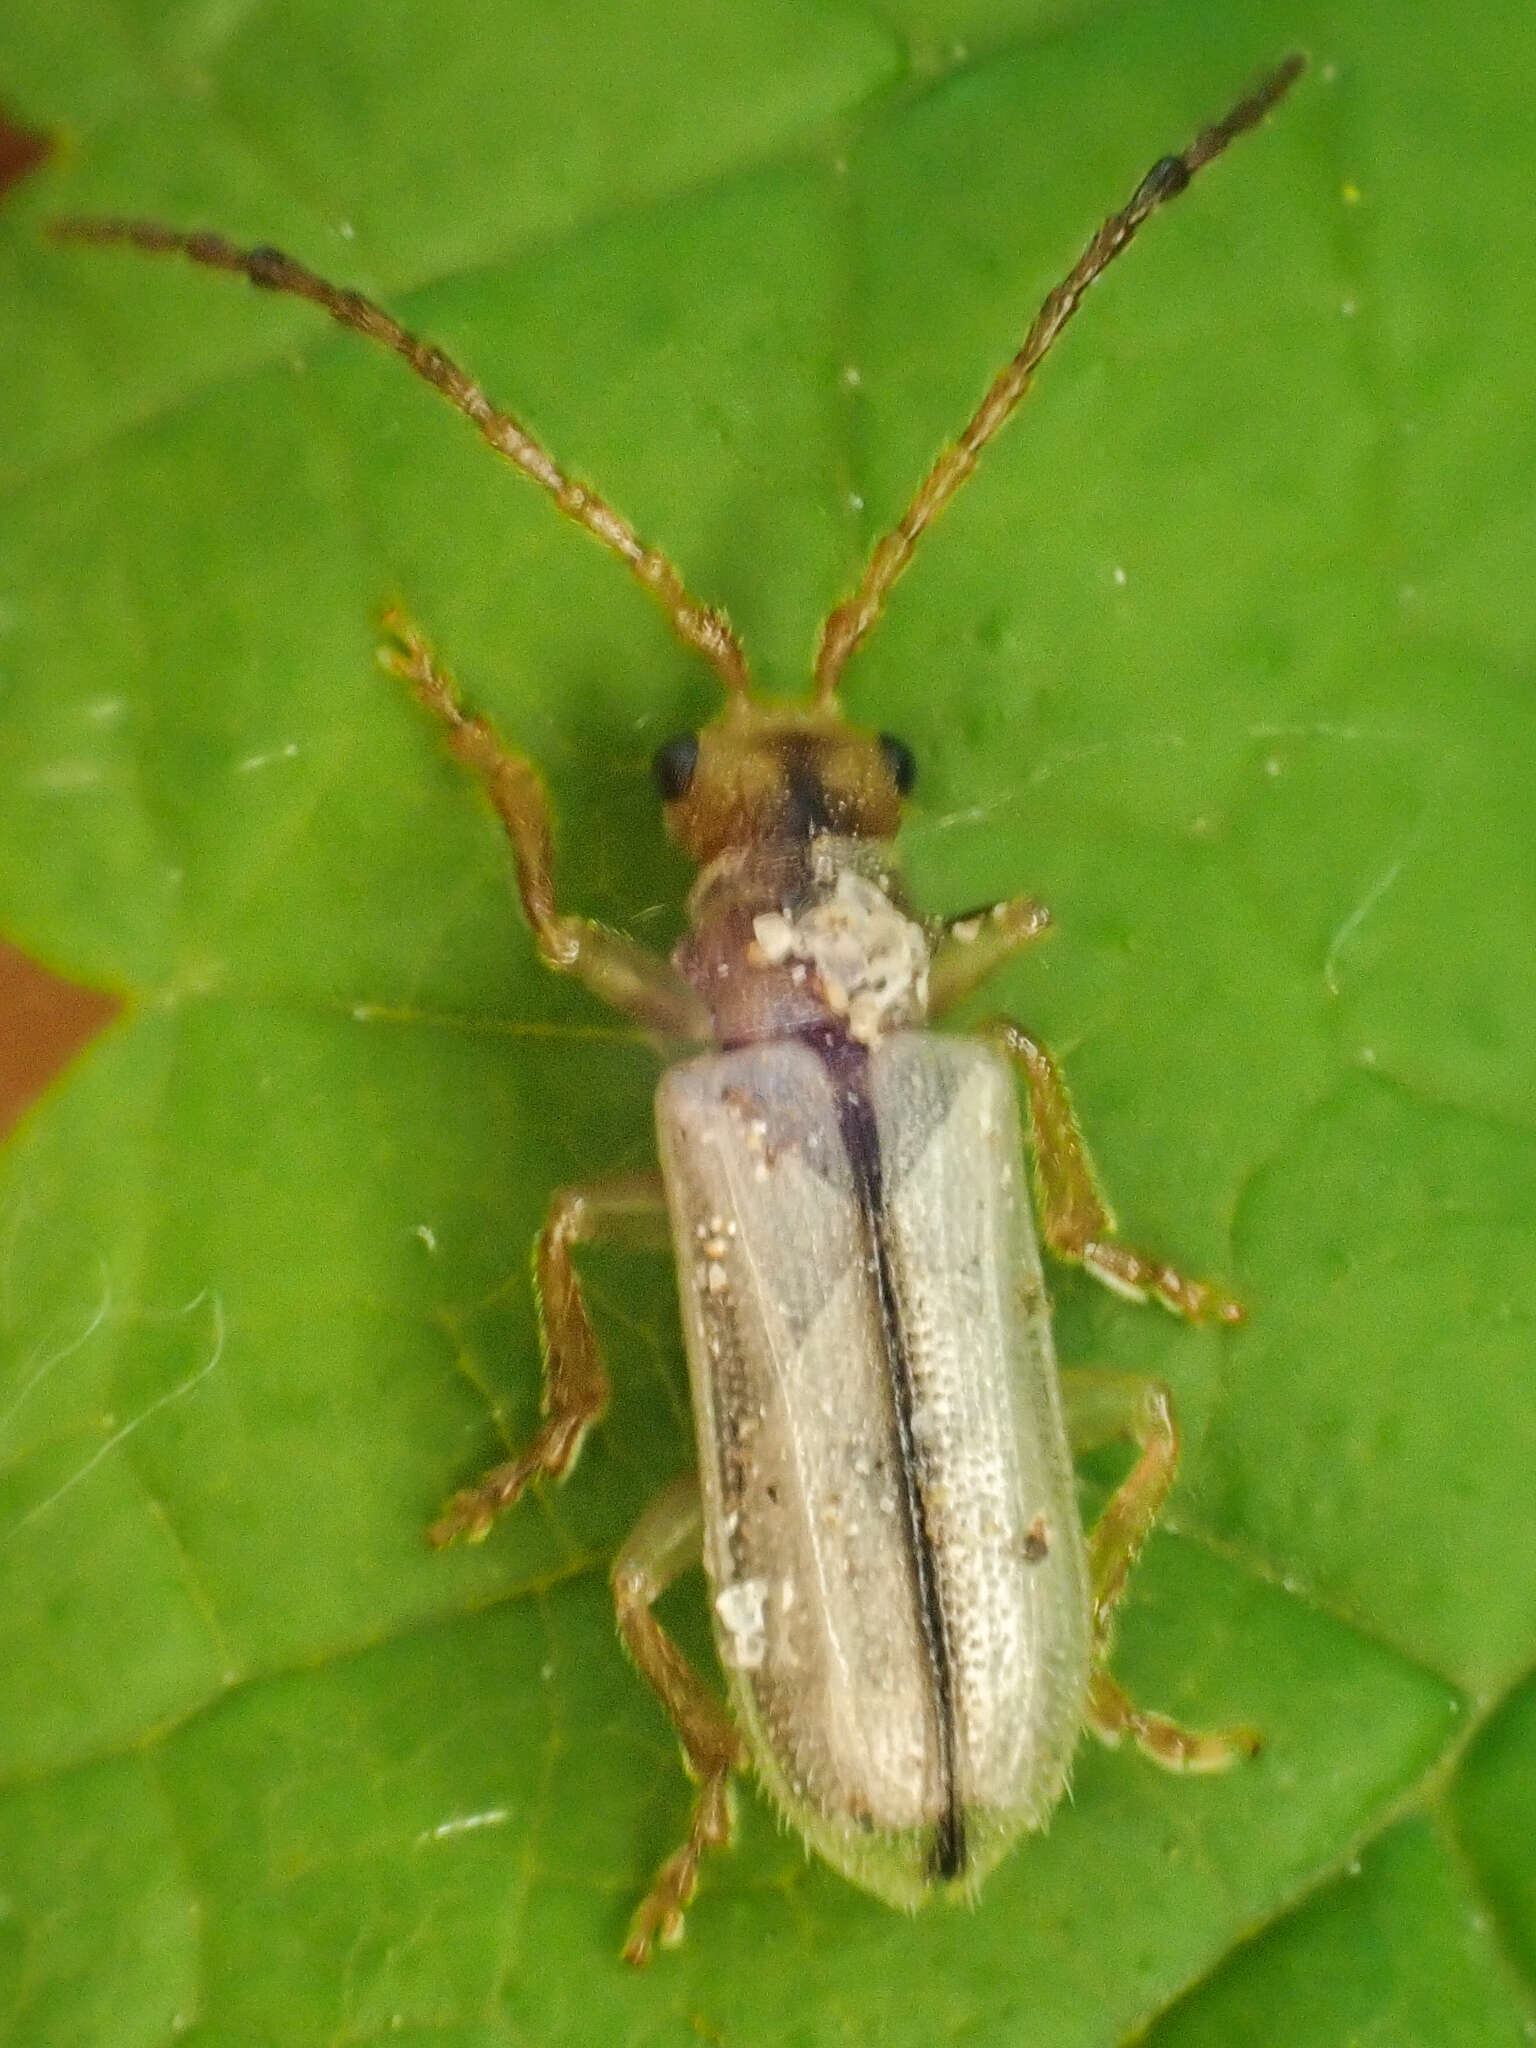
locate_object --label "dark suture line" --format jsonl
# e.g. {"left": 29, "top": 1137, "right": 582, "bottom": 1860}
{"left": 810, "top": 1027, "right": 966, "bottom": 1882}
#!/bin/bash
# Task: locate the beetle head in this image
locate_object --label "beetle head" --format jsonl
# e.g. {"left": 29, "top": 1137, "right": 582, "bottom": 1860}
{"left": 652, "top": 696, "right": 915, "bottom": 866}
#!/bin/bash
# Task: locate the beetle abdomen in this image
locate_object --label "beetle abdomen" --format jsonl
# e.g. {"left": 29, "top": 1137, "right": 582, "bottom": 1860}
{"left": 656, "top": 1033, "right": 1091, "bottom": 1907}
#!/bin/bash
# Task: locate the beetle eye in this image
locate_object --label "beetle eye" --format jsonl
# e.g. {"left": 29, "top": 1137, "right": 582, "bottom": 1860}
{"left": 878, "top": 732, "right": 917, "bottom": 797}
{"left": 652, "top": 731, "right": 699, "bottom": 801}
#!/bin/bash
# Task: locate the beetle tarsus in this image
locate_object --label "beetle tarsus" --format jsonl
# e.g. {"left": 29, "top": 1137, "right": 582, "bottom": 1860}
{"left": 1087, "top": 1670, "right": 1261, "bottom": 1774}
{"left": 1082, "top": 1240, "right": 1246, "bottom": 1325}
{"left": 428, "top": 1450, "right": 548, "bottom": 1547}
{"left": 622, "top": 1771, "right": 734, "bottom": 1966}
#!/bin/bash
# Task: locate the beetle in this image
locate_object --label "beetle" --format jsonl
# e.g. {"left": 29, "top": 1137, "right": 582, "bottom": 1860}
{"left": 54, "top": 50, "right": 1301, "bottom": 1962}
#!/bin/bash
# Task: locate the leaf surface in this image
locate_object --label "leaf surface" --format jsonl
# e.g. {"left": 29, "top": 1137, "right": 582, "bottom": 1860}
{"left": 2, "top": 1, "right": 1534, "bottom": 2042}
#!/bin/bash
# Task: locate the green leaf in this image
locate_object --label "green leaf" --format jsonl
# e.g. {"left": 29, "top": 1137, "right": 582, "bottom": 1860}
{"left": 3, "top": 0, "right": 1534, "bottom": 2042}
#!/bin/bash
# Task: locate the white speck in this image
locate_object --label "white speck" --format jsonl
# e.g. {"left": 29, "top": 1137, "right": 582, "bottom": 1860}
{"left": 1264, "top": 756, "right": 1283, "bottom": 778}
{"left": 715, "top": 1577, "right": 770, "bottom": 1669}
{"left": 540, "top": 1660, "right": 554, "bottom": 1681}
{"left": 842, "top": 364, "right": 862, "bottom": 390}
{"left": 1112, "top": 565, "right": 1128, "bottom": 588}
{"left": 235, "top": 742, "right": 301, "bottom": 774}
{"left": 413, "top": 1224, "right": 438, "bottom": 1253}
{"left": 1341, "top": 297, "right": 1357, "bottom": 318}
{"left": 419, "top": 1807, "right": 510, "bottom": 1844}
{"left": 86, "top": 697, "right": 126, "bottom": 724}
{"left": 751, "top": 910, "right": 796, "bottom": 965}
{"left": 1321, "top": 61, "right": 1338, "bottom": 83}
{"left": 848, "top": 491, "right": 865, "bottom": 513}
{"left": 338, "top": 219, "right": 356, "bottom": 240}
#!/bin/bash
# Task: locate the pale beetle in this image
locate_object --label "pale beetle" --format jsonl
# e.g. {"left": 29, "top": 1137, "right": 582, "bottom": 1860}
{"left": 55, "top": 51, "right": 1302, "bottom": 1962}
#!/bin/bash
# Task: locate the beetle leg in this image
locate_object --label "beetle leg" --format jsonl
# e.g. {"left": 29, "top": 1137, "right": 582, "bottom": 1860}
{"left": 986, "top": 1019, "right": 1243, "bottom": 1323}
{"left": 1086, "top": 1668, "right": 1260, "bottom": 1773}
{"left": 611, "top": 1473, "right": 746, "bottom": 1965}
{"left": 1062, "top": 1369, "right": 1181, "bottom": 1643}
{"left": 430, "top": 1173, "right": 670, "bottom": 1546}
{"left": 1063, "top": 1369, "right": 1261, "bottom": 1771}
{"left": 926, "top": 895, "right": 1051, "bottom": 1017}
{"left": 381, "top": 612, "right": 712, "bottom": 1039}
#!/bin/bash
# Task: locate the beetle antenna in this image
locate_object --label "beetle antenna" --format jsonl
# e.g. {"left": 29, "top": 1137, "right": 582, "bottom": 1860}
{"left": 49, "top": 218, "right": 753, "bottom": 698}
{"left": 812, "top": 51, "right": 1306, "bottom": 703}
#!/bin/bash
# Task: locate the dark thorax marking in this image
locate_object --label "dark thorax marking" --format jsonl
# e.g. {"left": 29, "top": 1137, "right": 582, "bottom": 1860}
{"left": 782, "top": 737, "right": 836, "bottom": 841}
{"left": 806, "top": 1024, "right": 967, "bottom": 1882}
